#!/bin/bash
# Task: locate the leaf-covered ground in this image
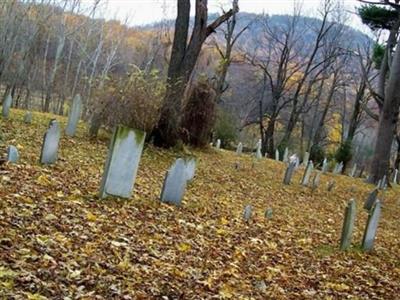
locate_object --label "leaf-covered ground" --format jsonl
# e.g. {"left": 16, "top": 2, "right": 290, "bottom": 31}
{"left": 0, "top": 110, "right": 399, "bottom": 299}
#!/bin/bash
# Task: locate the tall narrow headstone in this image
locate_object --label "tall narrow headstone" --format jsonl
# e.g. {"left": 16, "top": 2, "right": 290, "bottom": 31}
{"left": 23, "top": 112, "right": 32, "bottom": 124}
{"left": 65, "top": 94, "right": 82, "bottom": 137}
{"left": 350, "top": 163, "right": 357, "bottom": 178}
{"left": 99, "top": 126, "right": 145, "bottom": 199}
{"left": 311, "top": 171, "right": 321, "bottom": 190}
{"left": 2, "top": 94, "right": 12, "bottom": 119}
{"left": 40, "top": 119, "right": 61, "bottom": 165}
{"left": 362, "top": 200, "right": 382, "bottom": 252}
{"left": 364, "top": 189, "right": 378, "bottom": 211}
{"left": 340, "top": 199, "right": 356, "bottom": 250}
{"left": 322, "top": 158, "right": 328, "bottom": 173}
{"left": 394, "top": 169, "right": 399, "bottom": 185}
{"left": 236, "top": 143, "right": 243, "bottom": 155}
{"left": 243, "top": 205, "right": 253, "bottom": 222}
{"left": 283, "top": 147, "right": 289, "bottom": 163}
{"left": 302, "top": 152, "right": 310, "bottom": 166}
{"left": 255, "top": 139, "right": 262, "bottom": 159}
{"left": 275, "top": 149, "right": 280, "bottom": 161}
{"left": 160, "top": 158, "right": 188, "bottom": 206}
{"left": 301, "top": 161, "right": 314, "bottom": 186}
{"left": 215, "top": 139, "right": 221, "bottom": 150}
{"left": 6, "top": 146, "right": 19, "bottom": 163}
{"left": 283, "top": 162, "right": 296, "bottom": 185}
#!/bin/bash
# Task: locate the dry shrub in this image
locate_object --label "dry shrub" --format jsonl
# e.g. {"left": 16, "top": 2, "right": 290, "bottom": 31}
{"left": 91, "top": 68, "right": 165, "bottom": 134}
{"left": 180, "top": 80, "right": 217, "bottom": 147}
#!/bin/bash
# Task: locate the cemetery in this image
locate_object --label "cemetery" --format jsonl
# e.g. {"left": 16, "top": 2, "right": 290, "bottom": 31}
{"left": 0, "top": 109, "right": 399, "bottom": 298}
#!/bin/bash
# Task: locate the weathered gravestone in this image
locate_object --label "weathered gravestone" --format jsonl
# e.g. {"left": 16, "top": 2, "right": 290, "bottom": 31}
{"left": 362, "top": 200, "right": 382, "bottom": 252}
{"left": 327, "top": 181, "right": 335, "bottom": 192}
{"left": 99, "top": 126, "right": 145, "bottom": 199}
{"left": 2, "top": 94, "right": 12, "bottom": 119}
{"left": 23, "top": 112, "right": 32, "bottom": 124}
{"left": 160, "top": 158, "right": 189, "bottom": 206}
{"left": 215, "top": 139, "right": 221, "bottom": 149}
{"left": 322, "top": 158, "right": 328, "bottom": 173}
{"left": 255, "top": 139, "right": 262, "bottom": 159}
{"left": 350, "top": 163, "right": 357, "bottom": 178}
{"left": 301, "top": 161, "right": 314, "bottom": 186}
{"left": 364, "top": 189, "right": 378, "bottom": 211}
{"left": 340, "top": 199, "right": 356, "bottom": 250}
{"left": 311, "top": 171, "right": 321, "bottom": 190}
{"left": 6, "top": 145, "right": 19, "bottom": 163}
{"left": 184, "top": 157, "right": 196, "bottom": 181}
{"left": 283, "top": 161, "right": 296, "bottom": 185}
{"left": 40, "top": 119, "right": 61, "bottom": 164}
{"left": 283, "top": 147, "right": 289, "bottom": 163}
{"left": 243, "top": 204, "right": 253, "bottom": 222}
{"left": 302, "top": 152, "right": 310, "bottom": 166}
{"left": 265, "top": 208, "right": 273, "bottom": 219}
{"left": 378, "top": 175, "right": 387, "bottom": 190}
{"left": 65, "top": 94, "right": 82, "bottom": 137}
{"left": 236, "top": 142, "right": 243, "bottom": 155}
{"left": 393, "top": 169, "right": 398, "bottom": 184}
{"left": 275, "top": 149, "right": 280, "bottom": 161}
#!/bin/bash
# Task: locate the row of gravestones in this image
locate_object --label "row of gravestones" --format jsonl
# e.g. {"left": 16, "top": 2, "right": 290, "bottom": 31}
{"left": 340, "top": 189, "right": 382, "bottom": 252}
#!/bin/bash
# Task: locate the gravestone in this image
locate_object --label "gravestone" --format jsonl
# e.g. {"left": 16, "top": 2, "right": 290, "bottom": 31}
{"left": 322, "top": 158, "right": 328, "bottom": 173}
{"left": 184, "top": 157, "right": 196, "bottom": 181}
{"left": 327, "top": 181, "right": 335, "bottom": 192}
{"left": 215, "top": 139, "right": 221, "bottom": 149}
{"left": 283, "top": 147, "right": 289, "bottom": 163}
{"left": 243, "top": 205, "right": 253, "bottom": 222}
{"left": 275, "top": 149, "right": 280, "bottom": 161}
{"left": 99, "top": 126, "right": 145, "bottom": 199}
{"left": 160, "top": 158, "right": 188, "bottom": 206}
{"left": 394, "top": 169, "right": 399, "bottom": 184}
{"left": 301, "top": 161, "right": 314, "bottom": 186}
{"left": 23, "top": 112, "right": 32, "bottom": 124}
{"left": 265, "top": 208, "right": 273, "bottom": 219}
{"left": 6, "top": 145, "right": 19, "bottom": 163}
{"left": 340, "top": 199, "right": 356, "bottom": 251}
{"left": 362, "top": 200, "right": 382, "bottom": 252}
{"left": 302, "top": 152, "right": 310, "bottom": 166}
{"left": 350, "top": 163, "right": 357, "bottom": 178}
{"left": 379, "top": 175, "right": 387, "bottom": 190}
{"left": 65, "top": 94, "right": 82, "bottom": 137}
{"left": 236, "top": 142, "right": 243, "bottom": 155}
{"left": 2, "top": 94, "right": 12, "bottom": 119}
{"left": 364, "top": 189, "right": 378, "bottom": 211}
{"left": 40, "top": 119, "right": 61, "bottom": 164}
{"left": 283, "top": 162, "right": 296, "bottom": 185}
{"left": 255, "top": 139, "right": 262, "bottom": 159}
{"left": 312, "top": 171, "right": 321, "bottom": 190}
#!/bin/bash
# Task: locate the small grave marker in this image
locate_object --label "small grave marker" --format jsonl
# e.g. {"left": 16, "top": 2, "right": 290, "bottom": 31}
{"left": 340, "top": 199, "right": 356, "bottom": 251}
{"left": 301, "top": 161, "right": 314, "bottom": 186}
{"left": 215, "top": 139, "right": 221, "bottom": 149}
{"left": 236, "top": 142, "right": 243, "bottom": 155}
{"left": 23, "top": 112, "right": 32, "bottom": 124}
{"left": 6, "top": 146, "right": 19, "bottom": 163}
{"left": 364, "top": 189, "right": 378, "bottom": 211}
{"left": 1, "top": 94, "right": 12, "bottom": 119}
{"left": 283, "top": 162, "right": 296, "bottom": 185}
{"left": 265, "top": 208, "right": 273, "bottom": 219}
{"left": 161, "top": 158, "right": 189, "bottom": 206}
{"left": 40, "top": 119, "right": 61, "bottom": 165}
{"left": 243, "top": 205, "right": 253, "bottom": 222}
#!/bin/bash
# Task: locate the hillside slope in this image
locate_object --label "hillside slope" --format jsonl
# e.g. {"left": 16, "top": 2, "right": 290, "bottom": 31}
{"left": 0, "top": 111, "right": 399, "bottom": 299}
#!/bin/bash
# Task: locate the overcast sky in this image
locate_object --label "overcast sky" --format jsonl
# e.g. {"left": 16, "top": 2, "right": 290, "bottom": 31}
{"left": 95, "top": 0, "right": 366, "bottom": 30}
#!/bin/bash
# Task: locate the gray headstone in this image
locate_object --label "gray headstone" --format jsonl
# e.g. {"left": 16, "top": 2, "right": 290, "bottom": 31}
{"left": 364, "top": 189, "right": 378, "bottom": 211}
{"left": 2, "top": 94, "right": 12, "bottom": 119}
{"left": 99, "top": 126, "right": 145, "bottom": 199}
{"left": 243, "top": 204, "right": 253, "bottom": 222}
{"left": 283, "top": 147, "right": 289, "bottom": 163}
{"left": 393, "top": 169, "right": 398, "bottom": 184}
{"left": 283, "top": 161, "right": 296, "bottom": 185}
{"left": 312, "top": 171, "right": 321, "bottom": 190}
{"left": 302, "top": 152, "right": 310, "bottom": 166}
{"left": 184, "top": 157, "right": 196, "bottom": 181}
{"left": 322, "top": 158, "right": 328, "bottom": 173}
{"left": 362, "top": 200, "right": 382, "bottom": 252}
{"left": 301, "top": 161, "right": 314, "bottom": 186}
{"left": 350, "top": 163, "right": 357, "bottom": 178}
{"left": 23, "top": 112, "right": 32, "bottom": 124}
{"left": 6, "top": 145, "right": 19, "bottom": 163}
{"left": 65, "top": 94, "right": 82, "bottom": 137}
{"left": 215, "top": 139, "right": 221, "bottom": 149}
{"left": 255, "top": 139, "right": 262, "bottom": 159}
{"left": 40, "top": 119, "right": 61, "bottom": 164}
{"left": 275, "top": 149, "right": 280, "bottom": 161}
{"left": 236, "top": 142, "right": 243, "bottom": 155}
{"left": 160, "top": 158, "right": 189, "bottom": 206}
{"left": 340, "top": 199, "right": 356, "bottom": 251}
{"left": 265, "top": 208, "right": 273, "bottom": 219}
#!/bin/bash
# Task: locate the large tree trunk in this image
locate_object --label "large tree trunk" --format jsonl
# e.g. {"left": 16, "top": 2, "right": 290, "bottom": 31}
{"left": 369, "top": 38, "right": 400, "bottom": 183}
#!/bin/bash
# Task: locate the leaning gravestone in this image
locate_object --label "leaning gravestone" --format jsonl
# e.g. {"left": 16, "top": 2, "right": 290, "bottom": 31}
{"left": 243, "top": 204, "right": 253, "bottom": 222}
{"left": 160, "top": 158, "right": 189, "bottom": 206}
{"left": 283, "top": 161, "right": 296, "bottom": 185}
{"left": 311, "top": 171, "right": 321, "bottom": 190}
{"left": 350, "top": 163, "right": 357, "bottom": 178}
{"left": 283, "top": 147, "right": 289, "bottom": 163}
{"left": 65, "top": 94, "right": 82, "bottom": 137}
{"left": 301, "top": 161, "right": 314, "bottom": 186}
{"left": 6, "top": 145, "right": 19, "bottom": 163}
{"left": 364, "top": 189, "right": 378, "bottom": 211}
{"left": 40, "top": 119, "right": 61, "bottom": 164}
{"left": 236, "top": 142, "right": 243, "bottom": 155}
{"left": 340, "top": 199, "right": 356, "bottom": 250}
{"left": 275, "top": 149, "right": 280, "bottom": 161}
{"left": 184, "top": 157, "right": 196, "bottom": 181}
{"left": 215, "top": 139, "right": 221, "bottom": 150}
{"left": 2, "top": 94, "right": 12, "bottom": 119}
{"left": 362, "top": 200, "right": 382, "bottom": 252}
{"left": 99, "top": 126, "right": 145, "bottom": 199}
{"left": 23, "top": 112, "right": 32, "bottom": 124}
{"left": 302, "top": 152, "right": 310, "bottom": 166}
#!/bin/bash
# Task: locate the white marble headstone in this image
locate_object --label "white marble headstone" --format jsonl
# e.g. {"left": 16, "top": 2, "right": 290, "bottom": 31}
{"left": 40, "top": 119, "right": 61, "bottom": 164}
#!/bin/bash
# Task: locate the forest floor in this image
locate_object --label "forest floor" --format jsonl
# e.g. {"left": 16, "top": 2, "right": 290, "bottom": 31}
{"left": 0, "top": 110, "right": 400, "bottom": 299}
